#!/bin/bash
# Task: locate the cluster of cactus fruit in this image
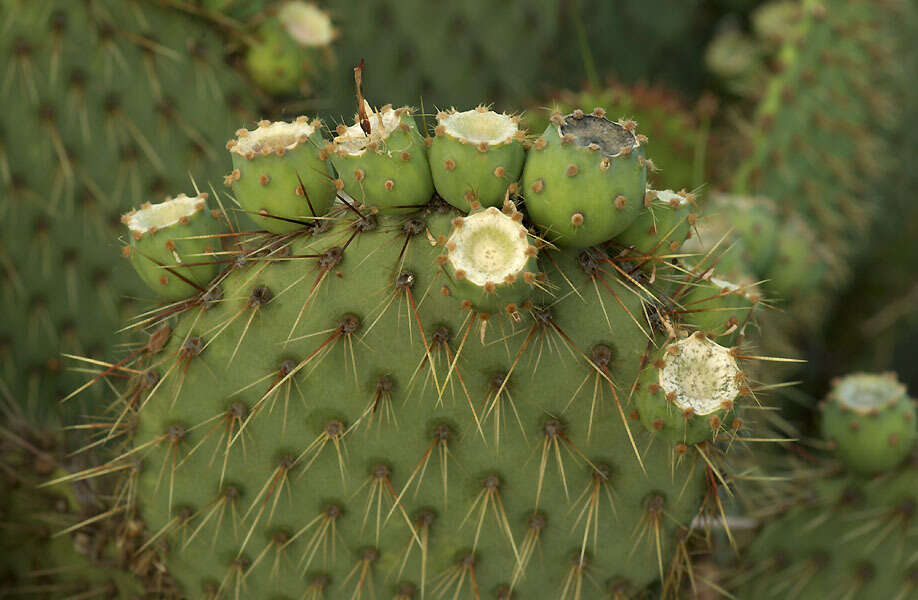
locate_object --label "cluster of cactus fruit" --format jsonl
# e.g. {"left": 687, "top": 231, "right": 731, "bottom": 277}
{"left": 48, "top": 76, "right": 779, "bottom": 598}
{"left": 736, "top": 372, "right": 918, "bottom": 599}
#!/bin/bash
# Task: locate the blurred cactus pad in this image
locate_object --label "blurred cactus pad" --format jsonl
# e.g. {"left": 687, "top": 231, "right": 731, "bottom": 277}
{"left": 0, "top": 0, "right": 263, "bottom": 413}
{"left": 56, "top": 97, "right": 778, "bottom": 599}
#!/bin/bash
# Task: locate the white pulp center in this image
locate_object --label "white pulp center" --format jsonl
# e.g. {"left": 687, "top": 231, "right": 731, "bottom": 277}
{"left": 441, "top": 109, "right": 517, "bottom": 145}
{"left": 653, "top": 189, "right": 690, "bottom": 207}
{"left": 279, "top": 2, "right": 335, "bottom": 47}
{"left": 835, "top": 375, "right": 902, "bottom": 413}
{"left": 126, "top": 194, "right": 203, "bottom": 234}
{"left": 334, "top": 101, "right": 402, "bottom": 156}
{"left": 233, "top": 120, "right": 315, "bottom": 155}
{"left": 447, "top": 207, "right": 529, "bottom": 287}
{"left": 658, "top": 335, "right": 740, "bottom": 415}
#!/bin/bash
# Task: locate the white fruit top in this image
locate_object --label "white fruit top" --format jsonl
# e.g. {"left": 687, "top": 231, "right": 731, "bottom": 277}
{"left": 446, "top": 207, "right": 530, "bottom": 287}
{"left": 229, "top": 118, "right": 316, "bottom": 157}
{"left": 439, "top": 107, "right": 519, "bottom": 145}
{"left": 279, "top": 2, "right": 335, "bottom": 47}
{"left": 124, "top": 193, "right": 206, "bottom": 234}
{"left": 659, "top": 333, "right": 741, "bottom": 416}
{"left": 334, "top": 101, "right": 404, "bottom": 156}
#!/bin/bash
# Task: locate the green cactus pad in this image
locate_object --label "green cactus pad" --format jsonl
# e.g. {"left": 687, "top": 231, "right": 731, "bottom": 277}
{"left": 244, "top": 2, "right": 335, "bottom": 95}
{"left": 122, "top": 194, "right": 223, "bottom": 301}
{"left": 765, "top": 216, "right": 827, "bottom": 300}
{"left": 428, "top": 107, "right": 526, "bottom": 210}
{"left": 522, "top": 109, "right": 646, "bottom": 247}
{"left": 634, "top": 332, "right": 745, "bottom": 444}
{"left": 331, "top": 101, "right": 434, "bottom": 210}
{"left": 822, "top": 373, "right": 917, "bottom": 474}
{"left": 678, "top": 274, "right": 758, "bottom": 345}
{"left": 88, "top": 193, "right": 739, "bottom": 598}
{"left": 614, "top": 189, "right": 697, "bottom": 268}
{"left": 228, "top": 117, "right": 335, "bottom": 233}
{"left": 439, "top": 204, "right": 540, "bottom": 315}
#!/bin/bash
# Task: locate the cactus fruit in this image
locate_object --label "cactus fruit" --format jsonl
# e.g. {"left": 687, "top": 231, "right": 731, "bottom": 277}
{"left": 634, "top": 332, "right": 746, "bottom": 445}
{"left": 614, "top": 189, "right": 697, "bottom": 269}
{"left": 428, "top": 107, "right": 526, "bottom": 211}
{"left": 677, "top": 275, "right": 759, "bottom": 346}
{"left": 736, "top": 372, "right": 918, "bottom": 600}
{"left": 0, "top": 0, "right": 261, "bottom": 409}
{"left": 122, "top": 194, "right": 223, "bottom": 301}
{"left": 227, "top": 117, "right": 336, "bottom": 233}
{"left": 822, "top": 373, "right": 917, "bottom": 475}
{"left": 244, "top": 2, "right": 336, "bottom": 95}
{"left": 59, "top": 92, "right": 785, "bottom": 598}
{"left": 523, "top": 109, "right": 647, "bottom": 247}
{"left": 330, "top": 100, "right": 434, "bottom": 210}
{"left": 524, "top": 84, "right": 710, "bottom": 191}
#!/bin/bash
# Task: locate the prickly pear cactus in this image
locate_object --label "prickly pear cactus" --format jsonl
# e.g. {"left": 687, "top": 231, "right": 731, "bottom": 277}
{"left": 0, "top": 0, "right": 258, "bottom": 411}
{"left": 736, "top": 372, "right": 918, "bottom": 599}
{"left": 74, "top": 98, "right": 773, "bottom": 599}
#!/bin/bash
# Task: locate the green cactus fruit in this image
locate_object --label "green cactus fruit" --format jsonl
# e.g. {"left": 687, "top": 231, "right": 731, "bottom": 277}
{"left": 705, "top": 28, "right": 763, "bottom": 97}
{"left": 227, "top": 116, "right": 336, "bottom": 233}
{"left": 121, "top": 193, "right": 223, "bottom": 301}
{"left": 677, "top": 274, "right": 759, "bottom": 345}
{"left": 428, "top": 107, "right": 526, "bottom": 211}
{"left": 523, "top": 109, "right": 647, "bottom": 247}
{"left": 524, "top": 83, "right": 709, "bottom": 191}
{"left": 703, "top": 194, "right": 780, "bottom": 276}
{"left": 822, "top": 373, "right": 917, "bottom": 475}
{"left": 438, "top": 204, "right": 540, "bottom": 315}
{"left": 634, "top": 332, "right": 745, "bottom": 444}
{"left": 330, "top": 101, "right": 434, "bottom": 210}
{"left": 0, "top": 0, "right": 262, "bottom": 409}
{"left": 614, "top": 189, "right": 697, "bottom": 268}
{"left": 244, "top": 2, "right": 336, "bottom": 95}
{"left": 70, "top": 165, "right": 778, "bottom": 597}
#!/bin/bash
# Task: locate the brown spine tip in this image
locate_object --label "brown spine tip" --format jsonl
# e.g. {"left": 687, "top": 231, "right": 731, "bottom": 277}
{"left": 444, "top": 159, "right": 456, "bottom": 171}
{"left": 258, "top": 174, "right": 270, "bottom": 186}
{"left": 353, "top": 169, "right": 365, "bottom": 181}
{"left": 384, "top": 178, "right": 395, "bottom": 191}
{"left": 571, "top": 212, "right": 584, "bottom": 227}
{"left": 493, "top": 166, "right": 506, "bottom": 177}
{"left": 614, "top": 195, "right": 627, "bottom": 210}
{"left": 566, "top": 164, "right": 579, "bottom": 177}
{"left": 531, "top": 178, "right": 545, "bottom": 193}
{"left": 533, "top": 137, "right": 547, "bottom": 150}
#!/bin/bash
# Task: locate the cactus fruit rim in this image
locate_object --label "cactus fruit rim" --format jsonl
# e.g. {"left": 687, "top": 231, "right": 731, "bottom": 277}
{"left": 122, "top": 193, "right": 206, "bottom": 234}
{"left": 228, "top": 117, "right": 318, "bottom": 158}
{"left": 334, "top": 101, "right": 407, "bottom": 156}
{"left": 651, "top": 189, "right": 692, "bottom": 207}
{"left": 446, "top": 207, "right": 531, "bottom": 287}
{"left": 278, "top": 1, "right": 335, "bottom": 47}
{"left": 658, "top": 332, "right": 741, "bottom": 416}
{"left": 557, "top": 111, "right": 640, "bottom": 157}
{"left": 829, "top": 373, "right": 908, "bottom": 414}
{"left": 438, "top": 107, "right": 520, "bottom": 145}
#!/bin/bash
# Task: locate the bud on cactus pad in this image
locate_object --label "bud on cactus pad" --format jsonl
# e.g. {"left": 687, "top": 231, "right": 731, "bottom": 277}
{"left": 71, "top": 93, "right": 779, "bottom": 597}
{"left": 428, "top": 107, "right": 526, "bottom": 211}
{"left": 822, "top": 373, "right": 917, "bottom": 474}
{"left": 614, "top": 189, "right": 698, "bottom": 269}
{"left": 523, "top": 109, "right": 647, "bottom": 247}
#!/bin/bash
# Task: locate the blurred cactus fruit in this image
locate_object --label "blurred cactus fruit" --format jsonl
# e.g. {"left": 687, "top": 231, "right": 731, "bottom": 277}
{"left": 428, "top": 107, "right": 526, "bottom": 210}
{"left": 438, "top": 203, "right": 540, "bottom": 314}
{"left": 523, "top": 109, "right": 647, "bottom": 247}
{"left": 615, "top": 189, "right": 697, "bottom": 268}
{"left": 705, "top": 28, "right": 762, "bottom": 96}
{"left": 706, "top": 194, "right": 780, "bottom": 275}
{"left": 226, "top": 116, "right": 335, "bottom": 233}
{"left": 764, "top": 216, "right": 827, "bottom": 300}
{"left": 634, "top": 332, "right": 746, "bottom": 444}
{"left": 822, "top": 373, "right": 917, "bottom": 474}
{"left": 330, "top": 100, "right": 434, "bottom": 210}
{"left": 121, "top": 194, "right": 222, "bottom": 301}
{"left": 245, "top": 2, "right": 336, "bottom": 95}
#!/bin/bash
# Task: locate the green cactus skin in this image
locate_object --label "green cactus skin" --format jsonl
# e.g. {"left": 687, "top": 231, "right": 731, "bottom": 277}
{"left": 523, "top": 109, "right": 647, "bottom": 247}
{"left": 330, "top": 102, "right": 434, "bottom": 210}
{"left": 0, "top": 0, "right": 258, "bottom": 411}
{"left": 615, "top": 189, "right": 697, "bottom": 268}
{"left": 122, "top": 193, "right": 223, "bottom": 301}
{"left": 821, "top": 373, "right": 917, "bottom": 475}
{"left": 96, "top": 199, "right": 729, "bottom": 599}
{"left": 227, "top": 117, "right": 336, "bottom": 233}
{"left": 438, "top": 204, "right": 541, "bottom": 315}
{"left": 678, "top": 275, "right": 759, "bottom": 346}
{"left": 428, "top": 107, "right": 526, "bottom": 211}
{"left": 634, "top": 332, "right": 745, "bottom": 445}
{"left": 703, "top": 194, "right": 780, "bottom": 277}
